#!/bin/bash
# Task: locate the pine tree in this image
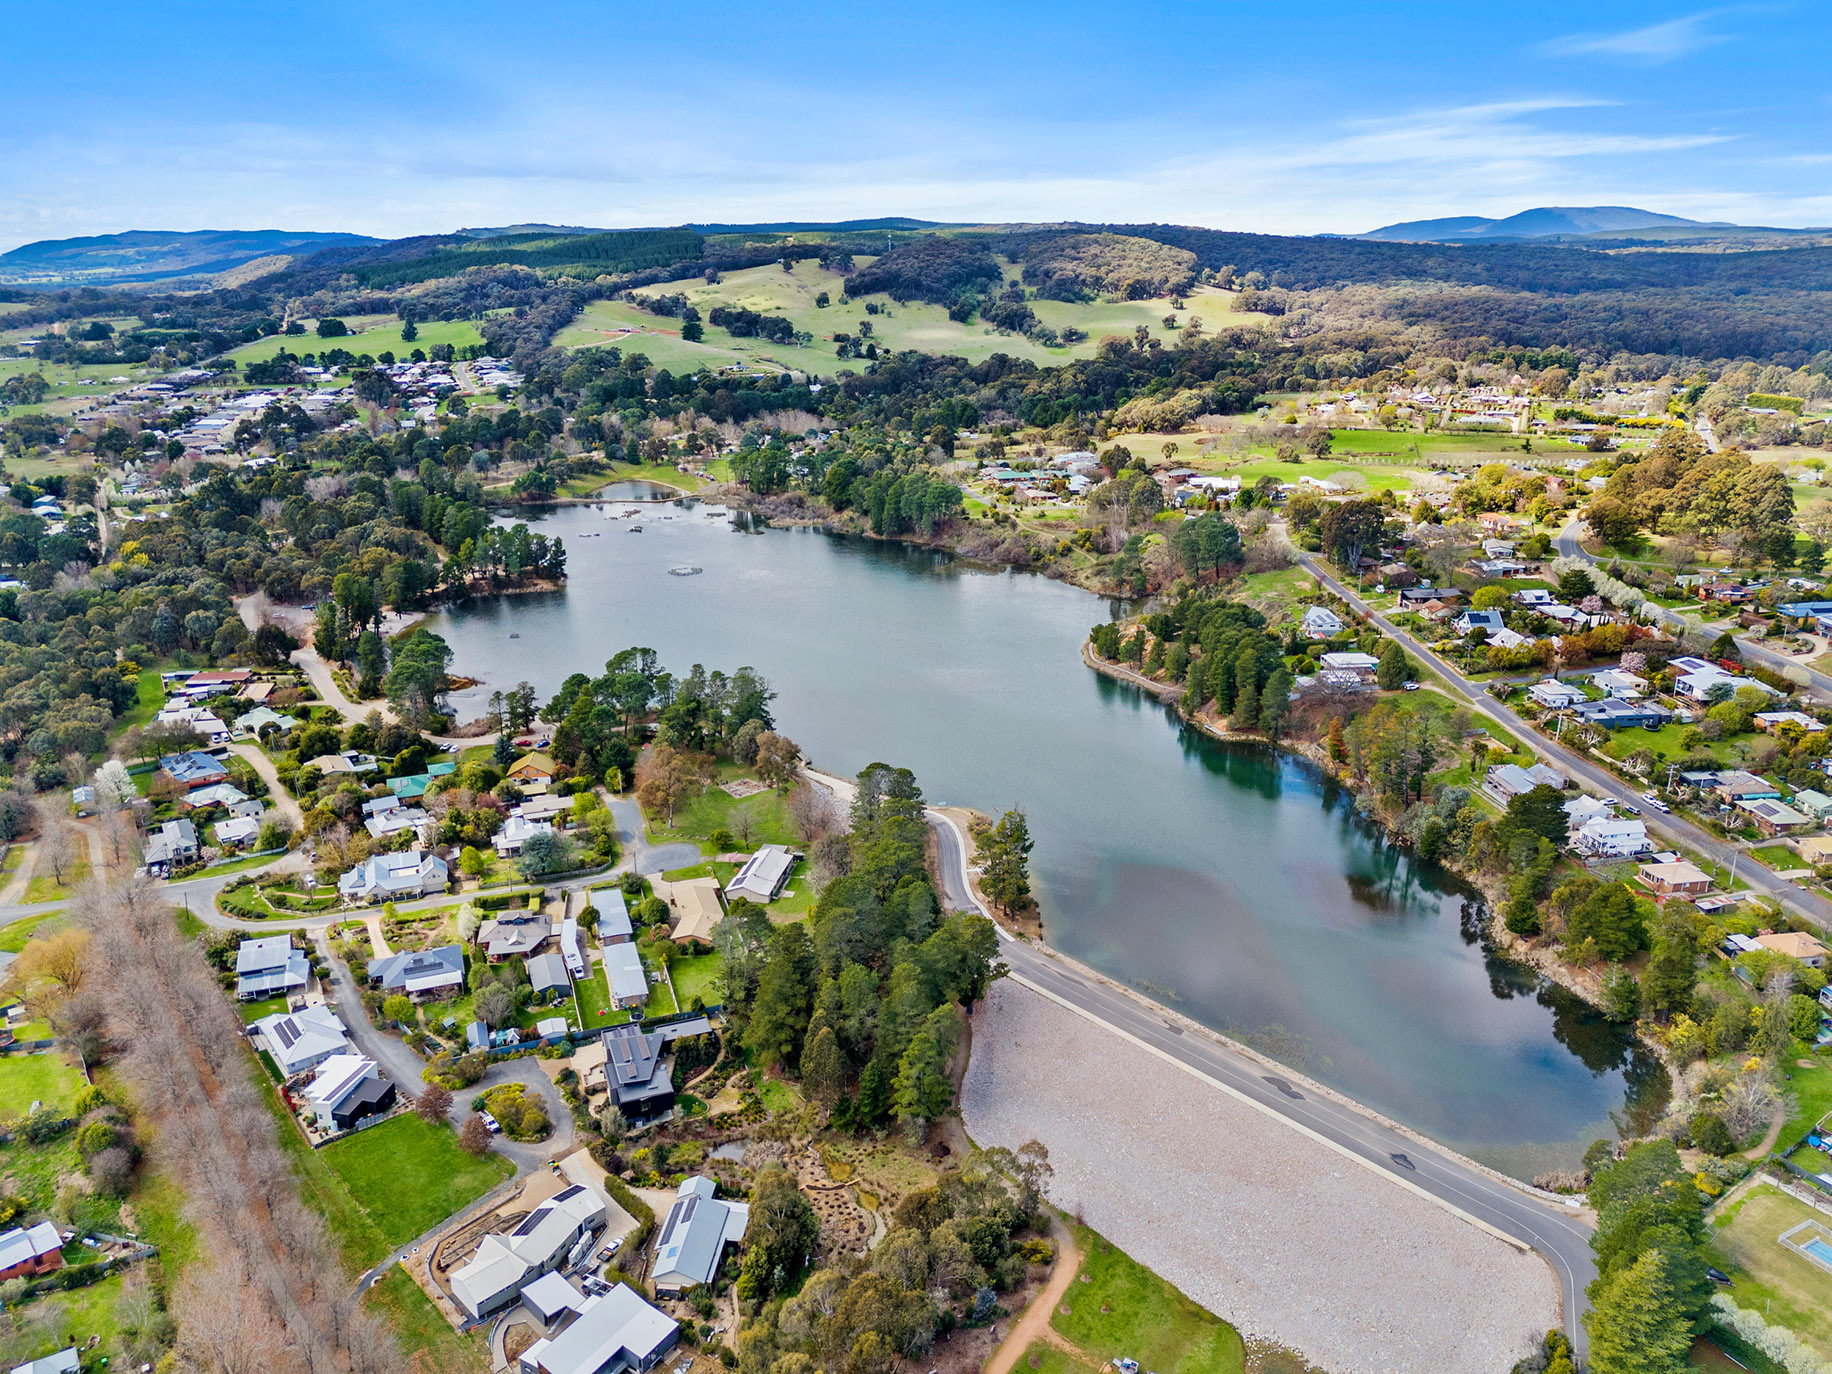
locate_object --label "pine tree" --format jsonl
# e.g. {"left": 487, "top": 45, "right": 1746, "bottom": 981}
{"left": 1326, "top": 716, "right": 1347, "bottom": 762}
{"left": 1584, "top": 1249, "right": 1690, "bottom": 1374}
{"left": 1183, "top": 657, "right": 1206, "bottom": 712}
{"left": 1258, "top": 668, "right": 1293, "bottom": 739}
{"left": 980, "top": 809, "right": 1034, "bottom": 917}
{"left": 1376, "top": 640, "right": 1410, "bottom": 690}
{"left": 800, "top": 1025, "right": 848, "bottom": 1110}
{"left": 1232, "top": 675, "right": 1259, "bottom": 731}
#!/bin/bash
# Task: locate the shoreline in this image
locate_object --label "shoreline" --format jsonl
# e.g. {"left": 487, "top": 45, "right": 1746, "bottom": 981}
{"left": 1081, "top": 636, "right": 1682, "bottom": 1163}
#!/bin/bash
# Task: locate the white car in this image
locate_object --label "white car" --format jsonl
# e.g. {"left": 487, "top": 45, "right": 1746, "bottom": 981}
{"left": 479, "top": 1111, "right": 501, "bottom": 1135}
{"left": 1640, "top": 792, "right": 1671, "bottom": 813}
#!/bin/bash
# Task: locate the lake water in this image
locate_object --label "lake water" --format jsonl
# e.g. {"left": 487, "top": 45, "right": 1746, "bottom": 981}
{"left": 430, "top": 499, "right": 1667, "bottom": 1175}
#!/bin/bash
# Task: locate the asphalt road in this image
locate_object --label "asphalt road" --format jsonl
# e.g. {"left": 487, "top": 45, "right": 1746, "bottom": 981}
{"left": 925, "top": 807, "right": 1598, "bottom": 1354}
{"left": 1299, "top": 550, "right": 1832, "bottom": 931}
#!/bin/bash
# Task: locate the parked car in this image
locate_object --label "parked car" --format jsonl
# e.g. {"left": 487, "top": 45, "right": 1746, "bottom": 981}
{"left": 479, "top": 1111, "right": 501, "bottom": 1135}
{"left": 1402, "top": 682, "right": 1421, "bottom": 692}
{"left": 1640, "top": 792, "right": 1671, "bottom": 813}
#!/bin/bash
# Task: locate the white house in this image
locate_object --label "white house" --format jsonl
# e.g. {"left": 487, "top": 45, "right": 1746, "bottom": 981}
{"left": 450, "top": 1184, "right": 608, "bottom": 1319}
{"left": 252, "top": 1005, "right": 351, "bottom": 1077}
{"left": 1670, "top": 657, "right": 1781, "bottom": 704}
{"left": 1591, "top": 669, "right": 1648, "bottom": 699}
{"left": 339, "top": 850, "right": 448, "bottom": 904}
{"left": 493, "top": 812, "right": 555, "bottom": 857}
{"left": 365, "top": 805, "right": 431, "bottom": 839}
{"left": 724, "top": 845, "right": 795, "bottom": 904}
{"left": 517, "top": 1283, "right": 679, "bottom": 1374}
{"left": 649, "top": 1177, "right": 750, "bottom": 1296}
{"left": 215, "top": 814, "right": 262, "bottom": 849}
{"left": 1454, "top": 609, "right": 1506, "bottom": 636}
{"left": 1513, "top": 588, "right": 1553, "bottom": 607}
{"left": 234, "top": 934, "right": 309, "bottom": 1000}
{"left": 1573, "top": 816, "right": 1652, "bottom": 859}
{"left": 1528, "top": 680, "right": 1586, "bottom": 709}
{"left": 1489, "top": 627, "right": 1533, "bottom": 651}
{"left": 1300, "top": 605, "right": 1344, "bottom": 638}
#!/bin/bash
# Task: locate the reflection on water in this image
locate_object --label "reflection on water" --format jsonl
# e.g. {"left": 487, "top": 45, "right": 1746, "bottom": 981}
{"left": 427, "top": 504, "right": 1666, "bottom": 1176}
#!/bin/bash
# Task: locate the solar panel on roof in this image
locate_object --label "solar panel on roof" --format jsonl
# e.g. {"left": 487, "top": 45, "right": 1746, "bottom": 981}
{"left": 552, "top": 1184, "right": 583, "bottom": 1202}
{"left": 275, "top": 1021, "right": 298, "bottom": 1047}
{"left": 510, "top": 1207, "right": 550, "bottom": 1238}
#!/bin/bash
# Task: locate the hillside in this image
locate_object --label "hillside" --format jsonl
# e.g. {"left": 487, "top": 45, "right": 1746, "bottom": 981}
{"left": 0, "top": 228, "right": 380, "bottom": 286}
{"left": 1358, "top": 205, "right": 1713, "bottom": 242}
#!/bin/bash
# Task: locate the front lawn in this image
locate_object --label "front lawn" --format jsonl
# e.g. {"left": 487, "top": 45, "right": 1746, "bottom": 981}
{"left": 1780, "top": 1055, "right": 1832, "bottom": 1149}
{"left": 644, "top": 772, "right": 799, "bottom": 851}
{"left": 1709, "top": 1185, "right": 1832, "bottom": 1358}
{"left": 24, "top": 855, "right": 91, "bottom": 904}
{"left": 319, "top": 1112, "right": 512, "bottom": 1249}
{"left": 0, "top": 909, "right": 66, "bottom": 952}
{"left": 1053, "top": 1223, "right": 1246, "bottom": 1374}
{"left": 0, "top": 1051, "right": 85, "bottom": 1112}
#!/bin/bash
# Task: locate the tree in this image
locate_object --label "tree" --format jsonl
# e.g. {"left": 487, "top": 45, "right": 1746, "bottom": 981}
{"left": 517, "top": 829, "right": 568, "bottom": 879}
{"left": 1501, "top": 784, "right": 1568, "bottom": 847}
{"left": 1258, "top": 667, "right": 1293, "bottom": 740}
{"left": 1317, "top": 499, "right": 1386, "bottom": 571}
{"left": 415, "top": 1084, "right": 453, "bottom": 1124}
{"left": 754, "top": 732, "right": 801, "bottom": 793}
{"left": 1584, "top": 1249, "right": 1691, "bottom": 1374}
{"left": 1558, "top": 568, "right": 1597, "bottom": 603}
{"left": 94, "top": 759, "right": 136, "bottom": 811}
{"left": 1601, "top": 964, "right": 1640, "bottom": 1022}
{"left": 1170, "top": 513, "right": 1241, "bottom": 581}
{"left": 475, "top": 983, "right": 514, "bottom": 1027}
{"left": 1567, "top": 883, "right": 1651, "bottom": 964}
{"left": 383, "top": 994, "right": 414, "bottom": 1025}
{"left": 979, "top": 810, "right": 1033, "bottom": 917}
{"left": 636, "top": 742, "right": 696, "bottom": 826}
{"left": 1642, "top": 918, "right": 1698, "bottom": 1015}
{"left": 355, "top": 631, "right": 387, "bottom": 697}
{"left": 459, "top": 1114, "right": 493, "bottom": 1156}
{"left": 1375, "top": 640, "right": 1410, "bottom": 690}
{"left": 800, "top": 1025, "right": 848, "bottom": 1111}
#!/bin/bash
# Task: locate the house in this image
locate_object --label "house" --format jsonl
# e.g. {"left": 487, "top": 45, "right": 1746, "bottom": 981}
{"left": 1792, "top": 834, "right": 1832, "bottom": 866}
{"left": 1475, "top": 559, "right": 1530, "bottom": 576}
{"left": 650, "top": 1177, "right": 750, "bottom": 1296}
{"left": 1454, "top": 609, "right": 1506, "bottom": 637}
{"left": 234, "top": 934, "right": 310, "bottom": 1000}
{"left": 1573, "top": 815, "right": 1652, "bottom": 859}
{"left": 516, "top": 1282, "right": 679, "bottom": 1374}
{"left": 1477, "top": 511, "right": 1524, "bottom": 532}
{"left": 1570, "top": 699, "right": 1670, "bottom": 731}
{"left": 1527, "top": 680, "right": 1586, "bottom": 709}
{"left": 668, "top": 878, "right": 725, "bottom": 945}
{"left": 11, "top": 1348, "right": 79, "bottom": 1374}
{"left": 1483, "top": 762, "right": 1566, "bottom": 804}
{"left": 183, "top": 668, "right": 254, "bottom": 692}
{"left": 1564, "top": 794, "right": 1614, "bottom": 825}
{"left": 450, "top": 1184, "right": 607, "bottom": 1319}
{"left": 1738, "top": 798, "right": 1811, "bottom": 838}
{"left": 365, "top": 805, "right": 431, "bottom": 839}
{"left": 1637, "top": 861, "right": 1712, "bottom": 898}
{"left": 142, "top": 818, "right": 200, "bottom": 875}
{"left": 252, "top": 1005, "right": 351, "bottom": 1077}
{"left": 1754, "top": 931, "right": 1829, "bottom": 968}
{"left": 388, "top": 773, "right": 435, "bottom": 801}
{"left": 1792, "top": 789, "right": 1832, "bottom": 821}
{"left": 580, "top": 1021, "right": 675, "bottom": 1118}
{"left": 1300, "top": 605, "right": 1344, "bottom": 638}
{"left": 368, "top": 945, "right": 466, "bottom": 1001}
{"left": 591, "top": 888, "right": 632, "bottom": 944}
{"left": 493, "top": 813, "right": 555, "bottom": 857}
{"left": 528, "top": 951, "right": 571, "bottom": 1002}
{"left": 1513, "top": 587, "right": 1553, "bottom": 606}
{"left": 159, "top": 751, "right": 228, "bottom": 789}
{"left": 0, "top": 1222, "right": 65, "bottom": 1281}
{"left": 507, "top": 752, "right": 559, "bottom": 785}
{"left": 1712, "top": 771, "right": 1782, "bottom": 803}
{"left": 215, "top": 815, "right": 262, "bottom": 849}
{"left": 233, "top": 707, "right": 298, "bottom": 739}
{"left": 1318, "top": 651, "right": 1380, "bottom": 681}
{"left": 1538, "top": 603, "right": 1600, "bottom": 629}
{"left": 1398, "top": 585, "right": 1461, "bottom": 607}
{"left": 303, "top": 1053, "right": 395, "bottom": 1131}
{"left": 1777, "top": 599, "right": 1832, "bottom": 626}
{"left": 155, "top": 704, "right": 229, "bottom": 743}
{"left": 518, "top": 1271, "right": 585, "bottom": 1328}
{"left": 1673, "top": 662, "right": 1780, "bottom": 704}
{"left": 1755, "top": 711, "right": 1825, "bottom": 735}
{"left": 181, "top": 782, "right": 250, "bottom": 811}
{"left": 1591, "top": 669, "right": 1648, "bottom": 699}
{"left": 339, "top": 850, "right": 448, "bottom": 903}
{"left": 481, "top": 915, "right": 551, "bottom": 961}
{"left": 604, "top": 942, "right": 648, "bottom": 1011}
{"left": 308, "top": 750, "right": 378, "bottom": 775}
{"left": 1488, "top": 627, "right": 1534, "bottom": 651}
{"left": 725, "top": 845, "right": 795, "bottom": 904}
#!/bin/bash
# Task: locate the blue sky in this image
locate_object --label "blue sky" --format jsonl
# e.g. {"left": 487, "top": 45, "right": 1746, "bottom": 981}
{"left": 2, "top": 1, "right": 1828, "bottom": 250}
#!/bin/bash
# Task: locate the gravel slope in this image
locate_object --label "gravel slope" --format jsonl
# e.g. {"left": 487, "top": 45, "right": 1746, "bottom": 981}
{"left": 961, "top": 979, "right": 1559, "bottom": 1374}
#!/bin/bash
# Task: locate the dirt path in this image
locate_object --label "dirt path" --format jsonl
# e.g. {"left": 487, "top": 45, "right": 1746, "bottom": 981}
{"left": 78, "top": 821, "right": 106, "bottom": 881}
{"left": 0, "top": 844, "right": 37, "bottom": 905}
{"left": 230, "top": 742, "right": 304, "bottom": 830}
{"left": 984, "top": 1218, "right": 1081, "bottom": 1374}
{"left": 1746, "top": 1101, "right": 1789, "bottom": 1161}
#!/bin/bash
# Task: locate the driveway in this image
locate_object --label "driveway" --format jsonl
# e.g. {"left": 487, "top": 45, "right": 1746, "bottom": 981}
{"left": 232, "top": 742, "right": 304, "bottom": 829}
{"left": 606, "top": 797, "right": 701, "bottom": 876}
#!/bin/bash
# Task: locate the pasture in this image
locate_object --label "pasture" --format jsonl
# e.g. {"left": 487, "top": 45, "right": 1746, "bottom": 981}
{"left": 227, "top": 316, "right": 483, "bottom": 365}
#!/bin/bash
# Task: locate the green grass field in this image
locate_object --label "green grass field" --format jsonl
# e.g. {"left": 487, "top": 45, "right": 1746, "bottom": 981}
{"left": 0, "top": 908, "right": 66, "bottom": 952}
{"left": 115, "top": 667, "right": 168, "bottom": 731}
{"left": 0, "top": 1051, "right": 85, "bottom": 1112}
{"left": 669, "top": 951, "right": 723, "bottom": 1008}
{"left": 587, "top": 260, "right": 1271, "bottom": 372}
{"left": 1053, "top": 1224, "right": 1245, "bottom": 1374}
{"left": 365, "top": 1266, "right": 488, "bottom": 1374}
{"left": 1780, "top": 1057, "right": 1832, "bottom": 1149}
{"left": 1017, "top": 1343, "right": 1101, "bottom": 1374}
{"left": 24, "top": 854, "right": 91, "bottom": 904}
{"left": 573, "top": 964, "right": 633, "bottom": 1029}
{"left": 227, "top": 316, "right": 483, "bottom": 365}
{"left": 319, "top": 1112, "right": 512, "bottom": 1250}
{"left": 1710, "top": 1185, "right": 1832, "bottom": 1357}
{"left": 645, "top": 773, "right": 799, "bottom": 851}
{"left": 0, "top": 1272, "right": 131, "bottom": 1371}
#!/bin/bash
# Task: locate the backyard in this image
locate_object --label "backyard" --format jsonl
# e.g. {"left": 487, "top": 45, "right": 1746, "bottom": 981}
{"left": 1709, "top": 1185, "right": 1832, "bottom": 1357}
{"left": 0, "top": 1273, "right": 136, "bottom": 1372}
{"left": 670, "top": 952, "right": 724, "bottom": 1008}
{"left": 0, "top": 1050, "right": 85, "bottom": 1112}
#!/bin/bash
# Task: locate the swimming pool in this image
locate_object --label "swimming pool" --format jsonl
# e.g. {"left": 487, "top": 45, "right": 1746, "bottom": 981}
{"left": 1805, "top": 1237, "right": 1832, "bottom": 1268}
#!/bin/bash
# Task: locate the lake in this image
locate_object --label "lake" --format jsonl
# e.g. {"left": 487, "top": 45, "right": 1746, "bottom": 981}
{"left": 429, "top": 500, "right": 1667, "bottom": 1175}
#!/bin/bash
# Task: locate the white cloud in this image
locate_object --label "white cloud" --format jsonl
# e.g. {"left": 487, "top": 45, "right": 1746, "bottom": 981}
{"left": 1539, "top": 12, "right": 1730, "bottom": 63}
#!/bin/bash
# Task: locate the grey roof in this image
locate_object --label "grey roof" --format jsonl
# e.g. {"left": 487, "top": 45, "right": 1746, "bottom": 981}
{"left": 590, "top": 887, "right": 632, "bottom": 939}
{"left": 604, "top": 942, "right": 647, "bottom": 1005}
{"left": 235, "top": 934, "right": 296, "bottom": 975}
{"left": 602, "top": 1023, "right": 672, "bottom": 1110}
{"left": 724, "top": 844, "right": 794, "bottom": 903}
{"left": 10, "top": 1348, "right": 79, "bottom": 1374}
{"left": 368, "top": 945, "right": 465, "bottom": 993}
{"left": 523, "top": 1283, "right": 677, "bottom": 1374}
{"left": 651, "top": 1176, "right": 749, "bottom": 1290}
{"left": 1457, "top": 609, "right": 1505, "bottom": 630}
{"left": 527, "top": 951, "right": 570, "bottom": 995}
{"left": 0, "top": 1221, "right": 63, "bottom": 1273}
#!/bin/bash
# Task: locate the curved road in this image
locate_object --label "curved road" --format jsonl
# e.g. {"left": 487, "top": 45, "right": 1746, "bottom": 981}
{"left": 925, "top": 784, "right": 1600, "bottom": 1353}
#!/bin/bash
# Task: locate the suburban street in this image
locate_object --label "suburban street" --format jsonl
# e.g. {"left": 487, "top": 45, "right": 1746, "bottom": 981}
{"left": 1297, "top": 549, "right": 1832, "bottom": 930}
{"left": 926, "top": 807, "right": 1598, "bottom": 1354}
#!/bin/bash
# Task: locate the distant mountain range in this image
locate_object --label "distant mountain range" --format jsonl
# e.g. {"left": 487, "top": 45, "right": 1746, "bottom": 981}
{"left": 0, "top": 228, "right": 382, "bottom": 286}
{"left": 1355, "top": 205, "right": 1818, "bottom": 243}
